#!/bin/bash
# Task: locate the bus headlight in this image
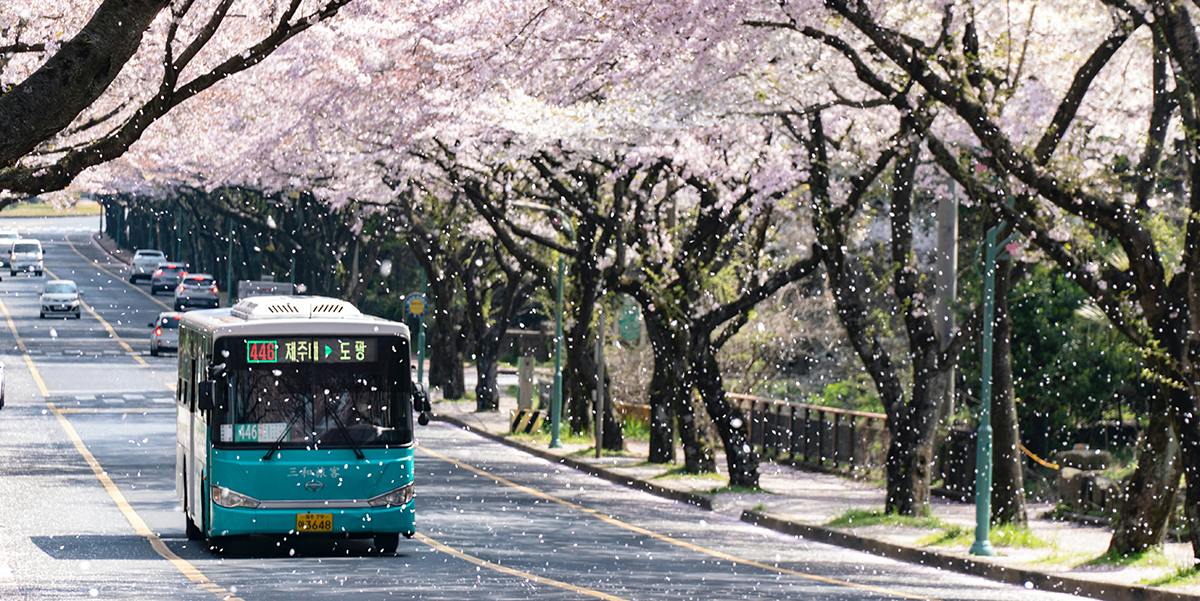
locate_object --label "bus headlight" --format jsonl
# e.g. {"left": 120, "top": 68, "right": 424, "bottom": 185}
{"left": 367, "top": 483, "right": 414, "bottom": 508}
{"left": 211, "top": 484, "right": 261, "bottom": 508}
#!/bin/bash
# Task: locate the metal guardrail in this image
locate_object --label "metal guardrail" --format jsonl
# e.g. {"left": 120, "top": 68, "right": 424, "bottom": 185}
{"left": 726, "top": 393, "right": 889, "bottom": 474}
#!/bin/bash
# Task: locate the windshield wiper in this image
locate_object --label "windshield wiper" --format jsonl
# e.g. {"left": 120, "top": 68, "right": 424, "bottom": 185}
{"left": 262, "top": 409, "right": 304, "bottom": 461}
{"left": 323, "top": 397, "right": 365, "bottom": 460}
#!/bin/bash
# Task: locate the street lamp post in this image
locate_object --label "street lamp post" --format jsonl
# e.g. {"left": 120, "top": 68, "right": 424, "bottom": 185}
{"left": 511, "top": 201, "right": 574, "bottom": 449}
{"left": 226, "top": 217, "right": 236, "bottom": 306}
{"left": 971, "top": 221, "right": 1019, "bottom": 557}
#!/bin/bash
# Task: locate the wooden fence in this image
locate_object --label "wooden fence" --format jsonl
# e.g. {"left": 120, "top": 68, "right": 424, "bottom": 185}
{"left": 613, "top": 394, "right": 889, "bottom": 475}
{"left": 726, "top": 393, "right": 889, "bottom": 475}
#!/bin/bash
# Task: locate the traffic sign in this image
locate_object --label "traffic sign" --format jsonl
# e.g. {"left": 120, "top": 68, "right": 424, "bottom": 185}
{"left": 618, "top": 297, "right": 640, "bottom": 342}
{"left": 405, "top": 293, "right": 427, "bottom": 317}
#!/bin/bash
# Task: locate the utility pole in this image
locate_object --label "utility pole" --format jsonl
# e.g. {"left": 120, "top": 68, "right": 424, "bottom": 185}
{"left": 935, "top": 183, "right": 959, "bottom": 420}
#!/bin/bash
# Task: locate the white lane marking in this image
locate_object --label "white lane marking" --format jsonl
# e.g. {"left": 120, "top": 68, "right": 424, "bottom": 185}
{"left": 0, "top": 560, "right": 13, "bottom": 580}
{"left": 123, "top": 394, "right": 144, "bottom": 400}
{"left": 75, "top": 394, "right": 95, "bottom": 401}
{"left": 101, "top": 398, "right": 126, "bottom": 404}
{"left": 152, "top": 398, "right": 173, "bottom": 404}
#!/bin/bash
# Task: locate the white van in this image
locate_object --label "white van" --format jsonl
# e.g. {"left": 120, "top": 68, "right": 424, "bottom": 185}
{"left": 10, "top": 239, "right": 43, "bottom": 276}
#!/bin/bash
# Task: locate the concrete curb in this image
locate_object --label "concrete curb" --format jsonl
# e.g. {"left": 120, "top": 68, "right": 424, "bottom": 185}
{"left": 92, "top": 233, "right": 129, "bottom": 264}
{"left": 431, "top": 410, "right": 1198, "bottom": 601}
{"left": 740, "top": 511, "right": 1199, "bottom": 601}
{"left": 430, "top": 412, "right": 713, "bottom": 510}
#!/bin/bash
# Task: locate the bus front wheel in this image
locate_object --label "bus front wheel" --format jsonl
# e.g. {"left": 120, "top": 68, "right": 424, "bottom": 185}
{"left": 186, "top": 515, "right": 204, "bottom": 541}
{"left": 374, "top": 533, "right": 400, "bottom": 554}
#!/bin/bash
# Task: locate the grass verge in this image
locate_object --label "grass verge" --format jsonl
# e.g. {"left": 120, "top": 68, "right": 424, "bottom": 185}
{"left": 919, "top": 523, "right": 1046, "bottom": 548}
{"left": 1140, "top": 565, "right": 1200, "bottom": 587}
{"left": 826, "top": 509, "right": 944, "bottom": 530}
{"left": 652, "top": 466, "right": 727, "bottom": 483}
{"left": 706, "top": 484, "right": 771, "bottom": 495}
{"left": 568, "top": 446, "right": 634, "bottom": 458}
{"left": 506, "top": 428, "right": 595, "bottom": 446}
{"left": 1084, "top": 548, "right": 1171, "bottom": 569}
{"left": 2, "top": 200, "right": 102, "bottom": 217}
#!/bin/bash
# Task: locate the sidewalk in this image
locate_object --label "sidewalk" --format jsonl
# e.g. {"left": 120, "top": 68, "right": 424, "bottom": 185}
{"left": 431, "top": 392, "right": 1200, "bottom": 601}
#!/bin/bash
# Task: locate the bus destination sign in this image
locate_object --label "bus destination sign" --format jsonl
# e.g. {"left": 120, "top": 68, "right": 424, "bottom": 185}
{"left": 246, "top": 338, "right": 377, "bottom": 364}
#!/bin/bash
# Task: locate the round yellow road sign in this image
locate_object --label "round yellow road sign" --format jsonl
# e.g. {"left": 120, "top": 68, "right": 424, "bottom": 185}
{"left": 406, "top": 294, "right": 427, "bottom": 317}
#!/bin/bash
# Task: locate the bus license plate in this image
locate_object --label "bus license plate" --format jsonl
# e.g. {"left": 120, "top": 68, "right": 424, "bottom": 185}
{"left": 296, "top": 513, "right": 333, "bottom": 532}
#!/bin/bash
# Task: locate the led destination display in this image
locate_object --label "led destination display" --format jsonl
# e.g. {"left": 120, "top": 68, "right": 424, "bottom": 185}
{"left": 245, "top": 338, "right": 377, "bottom": 364}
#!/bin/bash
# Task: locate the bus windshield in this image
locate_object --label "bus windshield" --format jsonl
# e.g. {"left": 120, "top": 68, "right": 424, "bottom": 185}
{"left": 215, "top": 364, "right": 410, "bottom": 448}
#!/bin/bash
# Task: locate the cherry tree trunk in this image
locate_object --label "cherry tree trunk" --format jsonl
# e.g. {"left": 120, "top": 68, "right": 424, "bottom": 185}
{"left": 646, "top": 347, "right": 677, "bottom": 464}
{"left": 474, "top": 334, "right": 500, "bottom": 411}
{"left": 693, "top": 345, "right": 757, "bottom": 487}
{"left": 991, "top": 259, "right": 1027, "bottom": 525}
{"left": 676, "top": 389, "right": 717, "bottom": 474}
{"left": 1109, "top": 392, "right": 1182, "bottom": 555}
{"left": 1178, "top": 388, "right": 1200, "bottom": 561}
{"left": 566, "top": 331, "right": 596, "bottom": 435}
{"left": 884, "top": 400, "right": 940, "bottom": 516}
{"left": 600, "top": 374, "right": 624, "bottom": 451}
{"left": 427, "top": 277, "right": 465, "bottom": 400}
{"left": 643, "top": 314, "right": 714, "bottom": 471}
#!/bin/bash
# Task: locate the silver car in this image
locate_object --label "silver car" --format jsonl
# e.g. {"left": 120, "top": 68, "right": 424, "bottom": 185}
{"left": 150, "top": 262, "right": 188, "bottom": 295}
{"left": 174, "top": 274, "right": 219, "bottom": 311}
{"left": 10, "top": 239, "right": 43, "bottom": 276}
{"left": 148, "top": 312, "right": 181, "bottom": 356}
{"left": 40, "top": 279, "right": 83, "bottom": 319}
{"left": 0, "top": 230, "right": 19, "bottom": 269}
{"left": 130, "top": 249, "right": 166, "bottom": 283}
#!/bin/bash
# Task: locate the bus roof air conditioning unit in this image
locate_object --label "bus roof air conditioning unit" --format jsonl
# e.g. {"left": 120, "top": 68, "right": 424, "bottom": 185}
{"left": 231, "top": 296, "right": 362, "bottom": 320}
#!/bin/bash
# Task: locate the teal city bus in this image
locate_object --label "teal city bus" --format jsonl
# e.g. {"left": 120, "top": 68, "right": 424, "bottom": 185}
{"left": 176, "top": 296, "right": 429, "bottom": 552}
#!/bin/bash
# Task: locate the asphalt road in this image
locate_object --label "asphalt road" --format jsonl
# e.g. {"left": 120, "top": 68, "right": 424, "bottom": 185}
{"left": 0, "top": 217, "right": 1086, "bottom": 600}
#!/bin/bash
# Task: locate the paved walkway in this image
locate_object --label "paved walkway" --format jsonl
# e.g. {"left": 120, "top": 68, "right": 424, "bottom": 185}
{"left": 431, "top": 392, "right": 1200, "bottom": 601}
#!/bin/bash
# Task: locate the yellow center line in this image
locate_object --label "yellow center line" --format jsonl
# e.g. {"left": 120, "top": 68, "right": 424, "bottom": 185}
{"left": 417, "top": 445, "right": 935, "bottom": 601}
{"left": 21, "top": 342, "right": 237, "bottom": 600}
{"left": 44, "top": 400, "right": 243, "bottom": 601}
{"left": 67, "top": 237, "right": 173, "bottom": 311}
{"left": 43, "top": 265, "right": 149, "bottom": 367}
{"left": 0, "top": 294, "right": 26, "bottom": 352}
{"left": 413, "top": 533, "right": 629, "bottom": 601}
{"left": 23, "top": 355, "right": 49, "bottom": 398}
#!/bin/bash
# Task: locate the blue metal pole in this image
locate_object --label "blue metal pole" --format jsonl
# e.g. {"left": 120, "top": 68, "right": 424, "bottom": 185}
{"left": 972, "top": 223, "right": 1017, "bottom": 556}
{"left": 226, "top": 217, "right": 235, "bottom": 306}
{"left": 417, "top": 271, "right": 427, "bottom": 391}
{"left": 550, "top": 253, "right": 565, "bottom": 449}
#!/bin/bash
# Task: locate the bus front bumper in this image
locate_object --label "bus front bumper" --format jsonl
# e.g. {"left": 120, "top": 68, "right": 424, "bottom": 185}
{"left": 209, "top": 502, "right": 415, "bottom": 538}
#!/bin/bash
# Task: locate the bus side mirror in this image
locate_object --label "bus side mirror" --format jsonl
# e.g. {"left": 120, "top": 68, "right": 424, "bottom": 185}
{"left": 197, "top": 380, "right": 216, "bottom": 411}
{"left": 414, "top": 384, "right": 431, "bottom": 426}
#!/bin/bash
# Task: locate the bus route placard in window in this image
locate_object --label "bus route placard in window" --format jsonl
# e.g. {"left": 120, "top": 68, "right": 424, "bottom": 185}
{"left": 245, "top": 338, "right": 377, "bottom": 364}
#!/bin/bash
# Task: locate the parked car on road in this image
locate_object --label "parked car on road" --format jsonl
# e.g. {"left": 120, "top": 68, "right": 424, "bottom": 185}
{"left": 150, "top": 262, "right": 188, "bottom": 295}
{"left": 0, "top": 230, "right": 19, "bottom": 269}
{"left": 40, "top": 279, "right": 83, "bottom": 319}
{"left": 130, "top": 249, "right": 166, "bottom": 283}
{"left": 10, "top": 239, "right": 43, "bottom": 276}
{"left": 148, "top": 312, "right": 181, "bottom": 356}
{"left": 174, "top": 274, "right": 218, "bottom": 311}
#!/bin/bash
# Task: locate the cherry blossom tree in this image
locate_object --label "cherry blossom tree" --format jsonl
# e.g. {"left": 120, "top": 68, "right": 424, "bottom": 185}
{"left": 807, "top": 0, "right": 1199, "bottom": 557}
{"left": 0, "top": 0, "right": 362, "bottom": 201}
